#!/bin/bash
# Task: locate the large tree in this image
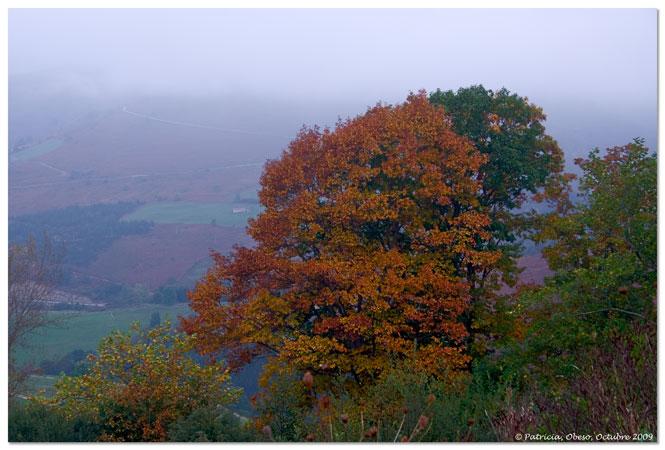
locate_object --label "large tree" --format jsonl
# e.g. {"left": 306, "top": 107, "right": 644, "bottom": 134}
{"left": 183, "top": 93, "right": 500, "bottom": 387}
{"left": 429, "top": 86, "right": 565, "bottom": 351}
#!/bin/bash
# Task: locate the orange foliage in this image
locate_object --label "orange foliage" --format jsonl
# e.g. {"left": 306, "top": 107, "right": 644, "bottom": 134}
{"left": 182, "top": 92, "right": 500, "bottom": 384}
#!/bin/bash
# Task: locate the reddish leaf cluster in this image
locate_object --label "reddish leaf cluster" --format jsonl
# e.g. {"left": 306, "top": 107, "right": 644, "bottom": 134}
{"left": 182, "top": 92, "right": 500, "bottom": 383}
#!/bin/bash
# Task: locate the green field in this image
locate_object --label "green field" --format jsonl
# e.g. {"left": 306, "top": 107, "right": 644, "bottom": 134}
{"left": 233, "top": 186, "right": 260, "bottom": 203}
{"left": 22, "top": 375, "right": 59, "bottom": 398}
{"left": 16, "top": 303, "right": 259, "bottom": 414}
{"left": 121, "top": 201, "right": 260, "bottom": 226}
{"left": 17, "top": 304, "right": 191, "bottom": 366}
{"left": 10, "top": 138, "right": 64, "bottom": 162}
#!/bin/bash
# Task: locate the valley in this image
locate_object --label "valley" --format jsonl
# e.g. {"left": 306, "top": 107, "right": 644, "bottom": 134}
{"left": 5, "top": 81, "right": 649, "bottom": 418}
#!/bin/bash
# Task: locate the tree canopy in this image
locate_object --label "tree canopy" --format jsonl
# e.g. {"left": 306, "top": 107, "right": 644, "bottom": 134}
{"left": 182, "top": 92, "right": 500, "bottom": 386}
{"left": 429, "top": 85, "right": 564, "bottom": 212}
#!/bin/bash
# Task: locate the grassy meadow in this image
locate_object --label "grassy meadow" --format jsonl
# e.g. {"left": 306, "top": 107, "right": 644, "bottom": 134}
{"left": 17, "top": 303, "right": 191, "bottom": 366}
{"left": 121, "top": 201, "right": 260, "bottom": 227}
{"left": 10, "top": 138, "right": 64, "bottom": 162}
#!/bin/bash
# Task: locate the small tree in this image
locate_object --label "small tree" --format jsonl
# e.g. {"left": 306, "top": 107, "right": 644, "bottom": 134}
{"left": 41, "top": 322, "right": 241, "bottom": 442}
{"left": 494, "top": 140, "right": 657, "bottom": 430}
{"left": 8, "top": 233, "right": 63, "bottom": 399}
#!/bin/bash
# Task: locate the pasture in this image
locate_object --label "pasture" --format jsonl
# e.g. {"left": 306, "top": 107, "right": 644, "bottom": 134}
{"left": 10, "top": 138, "right": 64, "bottom": 162}
{"left": 17, "top": 303, "right": 191, "bottom": 366}
{"left": 121, "top": 201, "right": 259, "bottom": 227}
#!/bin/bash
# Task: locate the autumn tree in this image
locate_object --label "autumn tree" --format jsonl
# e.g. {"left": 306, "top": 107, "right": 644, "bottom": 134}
{"left": 41, "top": 322, "right": 240, "bottom": 442}
{"left": 183, "top": 93, "right": 500, "bottom": 388}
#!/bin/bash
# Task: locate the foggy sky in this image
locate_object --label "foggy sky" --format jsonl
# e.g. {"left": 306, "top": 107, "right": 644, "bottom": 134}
{"left": 9, "top": 8, "right": 657, "bottom": 107}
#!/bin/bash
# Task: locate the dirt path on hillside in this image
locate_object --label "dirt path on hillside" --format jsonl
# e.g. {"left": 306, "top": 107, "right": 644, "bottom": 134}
{"left": 122, "top": 106, "right": 289, "bottom": 138}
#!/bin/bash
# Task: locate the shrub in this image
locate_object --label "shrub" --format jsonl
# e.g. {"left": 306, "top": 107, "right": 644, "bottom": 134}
{"left": 9, "top": 402, "right": 99, "bottom": 442}
{"left": 538, "top": 321, "right": 656, "bottom": 436}
{"left": 167, "top": 406, "right": 256, "bottom": 442}
{"left": 40, "top": 349, "right": 90, "bottom": 376}
{"left": 39, "top": 322, "right": 241, "bottom": 441}
{"left": 257, "top": 363, "right": 510, "bottom": 442}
